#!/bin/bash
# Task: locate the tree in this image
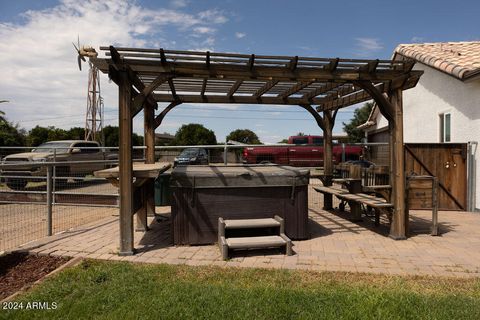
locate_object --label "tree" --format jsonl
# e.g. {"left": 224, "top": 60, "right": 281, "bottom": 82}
{"left": 26, "top": 126, "right": 50, "bottom": 146}
{"left": 342, "top": 102, "right": 374, "bottom": 143}
{"left": 172, "top": 123, "right": 217, "bottom": 146}
{"left": 67, "top": 127, "right": 86, "bottom": 140}
{"left": 26, "top": 126, "right": 69, "bottom": 146}
{"left": 226, "top": 129, "right": 261, "bottom": 144}
{"left": 101, "top": 125, "right": 143, "bottom": 147}
{"left": 0, "top": 110, "right": 26, "bottom": 146}
{"left": 25, "top": 125, "right": 143, "bottom": 147}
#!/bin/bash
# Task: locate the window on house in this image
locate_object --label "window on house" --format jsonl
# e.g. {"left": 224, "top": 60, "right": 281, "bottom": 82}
{"left": 439, "top": 113, "right": 451, "bottom": 142}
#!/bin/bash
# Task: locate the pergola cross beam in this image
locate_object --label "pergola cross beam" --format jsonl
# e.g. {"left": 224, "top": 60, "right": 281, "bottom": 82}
{"left": 279, "top": 80, "right": 315, "bottom": 99}
{"left": 227, "top": 80, "right": 243, "bottom": 98}
{"left": 253, "top": 80, "right": 279, "bottom": 98}
{"left": 132, "top": 74, "right": 173, "bottom": 112}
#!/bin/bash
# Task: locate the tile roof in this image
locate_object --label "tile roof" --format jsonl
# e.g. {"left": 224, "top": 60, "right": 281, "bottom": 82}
{"left": 394, "top": 41, "right": 480, "bottom": 81}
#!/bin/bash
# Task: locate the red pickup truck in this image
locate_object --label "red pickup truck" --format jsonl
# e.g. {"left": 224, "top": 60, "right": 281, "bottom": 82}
{"left": 242, "top": 135, "right": 362, "bottom": 167}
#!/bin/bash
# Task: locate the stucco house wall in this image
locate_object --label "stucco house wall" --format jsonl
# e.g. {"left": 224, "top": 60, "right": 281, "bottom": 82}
{"left": 403, "top": 63, "right": 480, "bottom": 144}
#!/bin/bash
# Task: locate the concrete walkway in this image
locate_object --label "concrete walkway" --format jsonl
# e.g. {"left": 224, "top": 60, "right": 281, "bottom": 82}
{"left": 21, "top": 205, "right": 480, "bottom": 278}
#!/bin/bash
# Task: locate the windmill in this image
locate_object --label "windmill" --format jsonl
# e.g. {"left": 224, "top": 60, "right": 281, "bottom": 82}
{"left": 73, "top": 36, "right": 104, "bottom": 145}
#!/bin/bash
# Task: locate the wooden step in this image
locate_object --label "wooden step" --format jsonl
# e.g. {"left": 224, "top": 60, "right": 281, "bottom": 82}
{"left": 218, "top": 216, "right": 292, "bottom": 260}
{"left": 224, "top": 218, "right": 281, "bottom": 229}
{"left": 225, "top": 235, "right": 286, "bottom": 249}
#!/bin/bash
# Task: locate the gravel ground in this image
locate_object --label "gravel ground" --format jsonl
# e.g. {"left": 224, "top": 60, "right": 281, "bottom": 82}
{"left": 0, "top": 203, "right": 118, "bottom": 252}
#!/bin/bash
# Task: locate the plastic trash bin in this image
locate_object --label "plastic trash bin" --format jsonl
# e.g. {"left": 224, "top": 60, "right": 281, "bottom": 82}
{"left": 155, "top": 172, "right": 171, "bottom": 206}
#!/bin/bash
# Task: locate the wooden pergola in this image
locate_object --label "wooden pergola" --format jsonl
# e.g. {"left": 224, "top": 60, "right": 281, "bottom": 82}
{"left": 92, "top": 46, "right": 422, "bottom": 255}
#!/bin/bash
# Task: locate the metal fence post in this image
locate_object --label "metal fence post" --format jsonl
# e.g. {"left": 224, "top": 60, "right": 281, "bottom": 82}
{"left": 46, "top": 165, "right": 53, "bottom": 236}
{"left": 431, "top": 177, "right": 439, "bottom": 235}
{"left": 341, "top": 143, "right": 346, "bottom": 162}
{"left": 53, "top": 149, "right": 56, "bottom": 205}
{"left": 466, "top": 141, "right": 478, "bottom": 212}
{"left": 224, "top": 142, "right": 228, "bottom": 165}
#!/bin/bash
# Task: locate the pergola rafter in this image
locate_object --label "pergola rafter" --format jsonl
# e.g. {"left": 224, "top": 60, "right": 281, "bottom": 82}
{"left": 92, "top": 46, "right": 423, "bottom": 255}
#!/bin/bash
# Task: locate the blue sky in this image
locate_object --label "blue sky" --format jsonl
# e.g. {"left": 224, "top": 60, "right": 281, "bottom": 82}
{"left": 0, "top": 0, "right": 478, "bottom": 143}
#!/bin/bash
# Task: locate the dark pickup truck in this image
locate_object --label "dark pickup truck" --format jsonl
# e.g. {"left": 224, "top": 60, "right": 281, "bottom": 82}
{"left": 242, "top": 135, "right": 362, "bottom": 167}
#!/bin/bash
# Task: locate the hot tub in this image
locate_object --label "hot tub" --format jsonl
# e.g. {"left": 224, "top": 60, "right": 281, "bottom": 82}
{"left": 170, "top": 165, "right": 309, "bottom": 245}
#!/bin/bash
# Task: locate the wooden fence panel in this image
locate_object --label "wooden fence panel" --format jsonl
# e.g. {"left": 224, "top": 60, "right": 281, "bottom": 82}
{"left": 404, "top": 143, "right": 467, "bottom": 210}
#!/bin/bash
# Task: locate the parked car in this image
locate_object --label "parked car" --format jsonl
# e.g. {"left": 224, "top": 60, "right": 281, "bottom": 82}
{"left": 1, "top": 140, "right": 117, "bottom": 190}
{"left": 173, "top": 148, "right": 209, "bottom": 167}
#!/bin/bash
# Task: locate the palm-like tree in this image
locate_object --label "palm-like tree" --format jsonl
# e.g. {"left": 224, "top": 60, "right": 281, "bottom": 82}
{"left": 0, "top": 100, "right": 9, "bottom": 123}
{"left": 0, "top": 110, "right": 6, "bottom": 123}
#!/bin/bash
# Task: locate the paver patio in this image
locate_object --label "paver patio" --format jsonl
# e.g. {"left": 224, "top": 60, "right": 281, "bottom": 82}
{"left": 19, "top": 195, "right": 480, "bottom": 278}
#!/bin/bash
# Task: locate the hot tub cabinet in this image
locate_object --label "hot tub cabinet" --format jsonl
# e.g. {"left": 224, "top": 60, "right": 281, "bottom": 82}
{"left": 170, "top": 165, "right": 309, "bottom": 245}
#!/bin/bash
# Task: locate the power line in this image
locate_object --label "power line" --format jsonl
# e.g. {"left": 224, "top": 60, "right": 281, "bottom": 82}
{"left": 29, "top": 113, "right": 354, "bottom": 128}
{"left": 17, "top": 105, "right": 355, "bottom": 124}
{"left": 164, "top": 105, "right": 355, "bottom": 114}
{"left": 166, "top": 114, "right": 345, "bottom": 121}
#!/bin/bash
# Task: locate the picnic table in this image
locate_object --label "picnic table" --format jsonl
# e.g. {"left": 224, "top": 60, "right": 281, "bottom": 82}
{"left": 94, "top": 162, "right": 172, "bottom": 231}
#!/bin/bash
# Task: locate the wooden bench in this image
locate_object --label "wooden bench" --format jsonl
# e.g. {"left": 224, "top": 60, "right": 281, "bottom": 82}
{"left": 314, "top": 185, "right": 393, "bottom": 225}
{"left": 362, "top": 185, "right": 392, "bottom": 203}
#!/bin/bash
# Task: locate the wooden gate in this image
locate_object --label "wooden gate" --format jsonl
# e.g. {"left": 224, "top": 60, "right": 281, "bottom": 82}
{"left": 404, "top": 143, "right": 467, "bottom": 210}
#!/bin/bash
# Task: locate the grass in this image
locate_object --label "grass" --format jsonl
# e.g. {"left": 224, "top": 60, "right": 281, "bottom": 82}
{"left": 2, "top": 259, "right": 480, "bottom": 320}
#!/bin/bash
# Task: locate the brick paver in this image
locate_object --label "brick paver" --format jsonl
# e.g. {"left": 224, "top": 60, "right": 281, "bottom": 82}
{"left": 20, "top": 202, "right": 480, "bottom": 278}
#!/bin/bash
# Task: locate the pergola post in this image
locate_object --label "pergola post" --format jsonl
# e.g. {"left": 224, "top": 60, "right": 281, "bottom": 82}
{"left": 388, "top": 88, "right": 407, "bottom": 239}
{"left": 135, "top": 103, "right": 156, "bottom": 232}
{"left": 299, "top": 104, "right": 335, "bottom": 210}
{"left": 118, "top": 71, "right": 134, "bottom": 255}
{"left": 322, "top": 110, "right": 334, "bottom": 210}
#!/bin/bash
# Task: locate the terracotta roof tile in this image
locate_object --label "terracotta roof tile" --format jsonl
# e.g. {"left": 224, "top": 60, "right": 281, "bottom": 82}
{"left": 395, "top": 41, "right": 480, "bottom": 80}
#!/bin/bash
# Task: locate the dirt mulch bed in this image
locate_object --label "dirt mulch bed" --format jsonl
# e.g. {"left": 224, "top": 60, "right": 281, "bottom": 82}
{"left": 0, "top": 252, "right": 70, "bottom": 300}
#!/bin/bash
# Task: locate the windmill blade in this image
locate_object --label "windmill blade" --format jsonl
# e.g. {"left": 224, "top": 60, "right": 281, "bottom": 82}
{"left": 72, "top": 42, "right": 80, "bottom": 52}
{"left": 77, "top": 55, "right": 82, "bottom": 71}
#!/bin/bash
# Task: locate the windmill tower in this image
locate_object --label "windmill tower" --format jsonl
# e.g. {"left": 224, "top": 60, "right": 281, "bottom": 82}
{"left": 73, "top": 38, "right": 104, "bottom": 145}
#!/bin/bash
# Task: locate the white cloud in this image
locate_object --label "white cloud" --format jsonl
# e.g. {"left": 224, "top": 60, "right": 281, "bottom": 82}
{"left": 354, "top": 37, "right": 383, "bottom": 57}
{"left": 170, "top": 0, "right": 189, "bottom": 9}
{"left": 194, "top": 26, "right": 216, "bottom": 34}
{"left": 235, "top": 32, "right": 246, "bottom": 39}
{"left": 188, "top": 103, "right": 241, "bottom": 111}
{"left": 198, "top": 9, "right": 228, "bottom": 24}
{"left": 411, "top": 36, "right": 424, "bottom": 43}
{"left": 0, "top": 0, "right": 228, "bottom": 134}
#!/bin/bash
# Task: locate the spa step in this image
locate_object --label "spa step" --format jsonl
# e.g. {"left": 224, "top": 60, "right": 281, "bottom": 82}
{"left": 218, "top": 216, "right": 292, "bottom": 260}
{"left": 224, "top": 218, "right": 281, "bottom": 229}
{"left": 226, "top": 235, "right": 287, "bottom": 249}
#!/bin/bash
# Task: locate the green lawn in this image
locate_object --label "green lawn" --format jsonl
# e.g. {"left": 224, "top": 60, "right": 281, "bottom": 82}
{"left": 2, "top": 260, "right": 480, "bottom": 320}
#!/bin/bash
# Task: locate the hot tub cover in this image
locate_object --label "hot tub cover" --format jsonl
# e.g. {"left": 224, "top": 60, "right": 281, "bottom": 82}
{"left": 170, "top": 165, "right": 310, "bottom": 188}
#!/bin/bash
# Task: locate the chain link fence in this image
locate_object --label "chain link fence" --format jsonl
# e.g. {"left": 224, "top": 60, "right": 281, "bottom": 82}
{"left": 0, "top": 145, "right": 146, "bottom": 251}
